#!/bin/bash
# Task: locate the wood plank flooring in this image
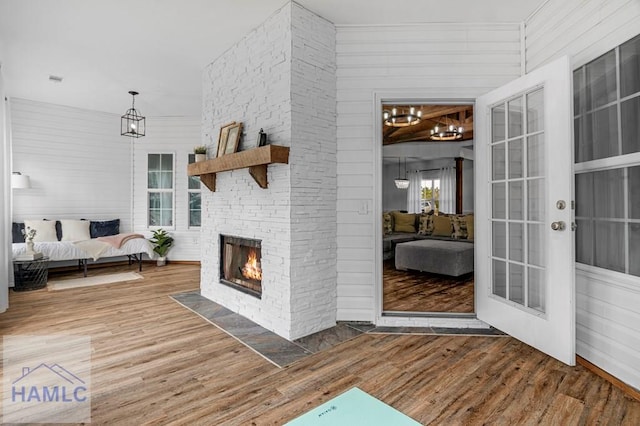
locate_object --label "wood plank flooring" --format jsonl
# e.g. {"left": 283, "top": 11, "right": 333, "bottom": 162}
{"left": 383, "top": 260, "right": 474, "bottom": 313}
{"left": 2, "top": 263, "right": 639, "bottom": 425}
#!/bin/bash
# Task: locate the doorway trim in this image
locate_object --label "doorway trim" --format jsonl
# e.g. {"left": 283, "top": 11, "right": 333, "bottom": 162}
{"left": 373, "top": 91, "right": 486, "bottom": 328}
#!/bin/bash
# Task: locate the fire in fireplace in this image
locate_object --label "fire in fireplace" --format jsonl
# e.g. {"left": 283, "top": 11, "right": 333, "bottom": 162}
{"left": 220, "top": 235, "right": 262, "bottom": 298}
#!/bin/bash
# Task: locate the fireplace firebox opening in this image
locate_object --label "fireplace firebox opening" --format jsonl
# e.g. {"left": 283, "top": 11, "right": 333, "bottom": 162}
{"left": 220, "top": 235, "right": 262, "bottom": 298}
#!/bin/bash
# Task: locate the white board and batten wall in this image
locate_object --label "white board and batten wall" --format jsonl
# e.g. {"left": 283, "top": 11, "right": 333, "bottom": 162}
{"left": 335, "top": 23, "right": 523, "bottom": 322}
{"left": 526, "top": 0, "right": 640, "bottom": 391}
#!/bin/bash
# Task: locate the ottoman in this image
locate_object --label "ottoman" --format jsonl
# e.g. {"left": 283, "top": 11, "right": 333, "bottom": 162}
{"left": 395, "top": 239, "right": 474, "bottom": 277}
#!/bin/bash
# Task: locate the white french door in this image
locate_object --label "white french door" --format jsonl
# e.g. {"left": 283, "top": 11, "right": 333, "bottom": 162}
{"left": 475, "top": 56, "right": 575, "bottom": 365}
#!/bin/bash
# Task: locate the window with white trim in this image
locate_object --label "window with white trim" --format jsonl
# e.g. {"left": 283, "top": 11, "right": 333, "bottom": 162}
{"left": 574, "top": 34, "right": 640, "bottom": 277}
{"left": 187, "top": 153, "right": 201, "bottom": 227}
{"left": 147, "top": 153, "right": 174, "bottom": 227}
{"left": 420, "top": 178, "right": 440, "bottom": 213}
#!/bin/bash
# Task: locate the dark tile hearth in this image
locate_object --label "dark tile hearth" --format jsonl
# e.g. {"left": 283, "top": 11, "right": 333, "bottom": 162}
{"left": 171, "top": 292, "right": 505, "bottom": 368}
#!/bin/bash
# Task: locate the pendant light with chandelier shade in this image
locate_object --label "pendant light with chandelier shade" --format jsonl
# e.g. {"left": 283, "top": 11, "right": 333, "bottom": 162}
{"left": 394, "top": 157, "right": 409, "bottom": 189}
{"left": 383, "top": 106, "right": 422, "bottom": 127}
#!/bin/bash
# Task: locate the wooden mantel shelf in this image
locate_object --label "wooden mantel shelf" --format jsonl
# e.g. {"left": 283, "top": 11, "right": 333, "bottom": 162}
{"left": 187, "top": 144, "right": 290, "bottom": 192}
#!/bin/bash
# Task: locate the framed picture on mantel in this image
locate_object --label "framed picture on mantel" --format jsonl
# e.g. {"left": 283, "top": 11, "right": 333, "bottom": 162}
{"left": 224, "top": 123, "right": 243, "bottom": 155}
{"left": 216, "top": 122, "right": 236, "bottom": 158}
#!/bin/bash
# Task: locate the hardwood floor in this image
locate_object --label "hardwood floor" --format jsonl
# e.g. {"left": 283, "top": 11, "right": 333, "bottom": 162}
{"left": 383, "top": 260, "right": 474, "bottom": 313}
{"left": 2, "top": 264, "right": 639, "bottom": 424}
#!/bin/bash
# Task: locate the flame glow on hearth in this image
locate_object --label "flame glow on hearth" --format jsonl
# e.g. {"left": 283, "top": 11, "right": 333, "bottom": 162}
{"left": 242, "top": 248, "right": 262, "bottom": 281}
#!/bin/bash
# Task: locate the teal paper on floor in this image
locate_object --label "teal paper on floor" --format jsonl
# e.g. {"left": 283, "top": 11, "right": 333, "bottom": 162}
{"left": 285, "top": 387, "right": 421, "bottom": 426}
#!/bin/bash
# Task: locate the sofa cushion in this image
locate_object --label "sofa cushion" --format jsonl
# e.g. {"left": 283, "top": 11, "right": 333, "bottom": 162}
{"left": 60, "top": 219, "right": 92, "bottom": 241}
{"left": 451, "top": 215, "right": 468, "bottom": 239}
{"left": 466, "top": 214, "right": 474, "bottom": 241}
{"left": 392, "top": 211, "right": 416, "bottom": 233}
{"left": 418, "top": 213, "right": 434, "bottom": 235}
{"left": 432, "top": 215, "right": 453, "bottom": 237}
{"left": 90, "top": 219, "right": 120, "bottom": 238}
{"left": 12, "top": 222, "right": 25, "bottom": 243}
{"left": 382, "top": 212, "right": 393, "bottom": 236}
{"left": 23, "top": 219, "right": 58, "bottom": 242}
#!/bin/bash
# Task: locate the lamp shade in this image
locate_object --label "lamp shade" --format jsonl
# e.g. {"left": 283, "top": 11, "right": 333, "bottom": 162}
{"left": 394, "top": 178, "right": 410, "bottom": 189}
{"left": 11, "top": 172, "right": 31, "bottom": 189}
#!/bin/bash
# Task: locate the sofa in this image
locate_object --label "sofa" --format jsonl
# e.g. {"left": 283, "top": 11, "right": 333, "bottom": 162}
{"left": 12, "top": 219, "right": 155, "bottom": 276}
{"left": 383, "top": 210, "right": 474, "bottom": 277}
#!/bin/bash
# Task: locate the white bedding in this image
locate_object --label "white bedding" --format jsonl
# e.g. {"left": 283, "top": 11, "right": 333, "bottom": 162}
{"left": 12, "top": 238, "right": 155, "bottom": 262}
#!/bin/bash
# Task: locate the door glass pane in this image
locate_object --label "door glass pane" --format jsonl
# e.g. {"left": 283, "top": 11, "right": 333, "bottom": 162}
{"left": 585, "top": 50, "right": 617, "bottom": 110}
{"left": 630, "top": 166, "right": 640, "bottom": 219}
{"left": 509, "top": 181, "right": 524, "bottom": 220}
{"left": 574, "top": 116, "right": 590, "bottom": 163}
{"left": 574, "top": 69, "right": 585, "bottom": 115}
{"left": 509, "top": 223, "right": 523, "bottom": 262}
{"left": 527, "top": 179, "right": 544, "bottom": 222}
{"left": 594, "top": 221, "right": 625, "bottom": 273}
{"left": 509, "top": 138, "right": 523, "bottom": 178}
{"left": 630, "top": 224, "right": 640, "bottom": 277}
{"left": 492, "top": 104, "right": 506, "bottom": 142}
{"left": 593, "top": 169, "right": 624, "bottom": 218}
{"left": 509, "top": 263, "right": 524, "bottom": 304}
{"left": 589, "top": 106, "right": 619, "bottom": 160}
{"left": 620, "top": 34, "right": 640, "bottom": 97}
{"left": 621, "top": 97, "right": 640, "bottom": 155}
{"left": 527, "top": 89, "right": 544, "bottom": 133}
{"left": 508, "top": 97, "right": 523, "bottom": 138}
{"left": 527, "top": 267, "right": 545, "bottom": 312}
{"left": 528, "top": 224, "right": 545, "bottom": 267}
{"left": 527, "top": 134, "right": 544, "bottom": 177}
{"left": 492, "top": 221, "right": 506, "bottom": 259}
{"left": 493, "top": 260, "right": 507, "bottom": 298}
{"left": 492, "top": 183, "right": 506, "bottom": 219}
{"left": 575, "top": 173, "right": 594, "bottom": 217}
{"left": 575, "top": 219, "right": 593, "bottom": 265}
{"left": 492, "top": 143, "right": 506, "bottom": 179}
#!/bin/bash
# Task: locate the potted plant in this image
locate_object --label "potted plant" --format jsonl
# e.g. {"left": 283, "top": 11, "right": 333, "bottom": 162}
{"left": 150, "top": 229, "right": 174, "bottom": 266}
{"left": 194, "top": 145, "right": 207, "bottom": 162}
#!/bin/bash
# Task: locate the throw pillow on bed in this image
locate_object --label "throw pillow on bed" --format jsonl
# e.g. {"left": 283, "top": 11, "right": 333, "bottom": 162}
{"left": 12, "top": 222, "right": 25, "bottom": 243}
{"left": 90, "top": 219, "right": 120, "bottom": 238}
{"left": 23, "top": 219, "right": 58, "bottom": 242}
{"left": 392, "top": 211, "right": 416, "bottom": 233}
{"left": 60, "top": 220, "right": 91, "bottom": 241}
{"left": 431, "top": 215, "right": 453, "bottom": 237}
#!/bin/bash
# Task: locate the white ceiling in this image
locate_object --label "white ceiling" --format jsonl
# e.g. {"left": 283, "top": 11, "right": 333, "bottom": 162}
{"left": 0, "top": 0, "right": 545, "bottom": 117}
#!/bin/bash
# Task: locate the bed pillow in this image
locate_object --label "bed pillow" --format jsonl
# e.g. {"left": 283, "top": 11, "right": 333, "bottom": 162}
{"left": 60, "top": 219, "right": 91, "bottom": 241}
{"left": 90, "top": 219, "right": 120, "bottom": 238}
{"left": 12, "top": 222, "right": 25, "bottom": 243}
{"left": 43, "top": 219, "right": 63, "bottom": 241}
{"left": 23, "top": 220, "right": 58, "bottom": 242}
{"left": 392, "top": 211, "right": 416, "bottom": 233}
{"left": 431, "top": 215, "right": 453, "bottom": 237}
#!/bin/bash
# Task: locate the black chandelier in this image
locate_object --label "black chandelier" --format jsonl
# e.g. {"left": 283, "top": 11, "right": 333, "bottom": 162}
{"left": 430, "top": 116, "right": 463, "bottom": 141}
{"left": 383, "top": 106, "right": 422, "bottom": 127}
{"left": 121, "top": 91, "right": 146, "bottom": 138}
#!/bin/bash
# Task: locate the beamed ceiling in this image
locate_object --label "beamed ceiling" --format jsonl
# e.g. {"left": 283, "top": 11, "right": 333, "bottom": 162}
{"left": 382, "top": 105, "right": 474, "bottom": 145}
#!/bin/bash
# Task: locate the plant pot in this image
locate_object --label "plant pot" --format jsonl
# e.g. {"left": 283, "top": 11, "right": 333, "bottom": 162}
{"left": 157, "top": 257, "right": 167, "bottom": 266}
{"left": 195, "top": 153, "right": 206, "bottom": 162}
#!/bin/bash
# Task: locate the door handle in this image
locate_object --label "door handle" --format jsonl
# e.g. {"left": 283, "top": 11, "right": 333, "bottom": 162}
{"left": 551, "top": 221, "right": 566, "bottom": 231}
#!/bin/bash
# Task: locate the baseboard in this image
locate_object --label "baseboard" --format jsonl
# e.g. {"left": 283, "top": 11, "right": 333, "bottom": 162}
{"left": 577, "top": 356, "right": 640, "bottom": 402}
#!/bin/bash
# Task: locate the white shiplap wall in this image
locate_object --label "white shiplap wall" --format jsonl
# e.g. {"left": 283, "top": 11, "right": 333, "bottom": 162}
{"left": 526, "top": 0, "right": 640, "bottom": 390}
{"left": 132, "top": 116, "right": 202, "bottom": 261}
{"left": 11, "top": 98, "right": 132, "bottom": 230}
{"left": 1, "top": 72, "right": 10, "bottom": 307}
{"left": 336, "top": 24, "right": 522, "bottom": 321}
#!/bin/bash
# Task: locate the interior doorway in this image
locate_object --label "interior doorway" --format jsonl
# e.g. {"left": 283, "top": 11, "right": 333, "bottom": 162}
{"left": 381, "top": 102, "right": 475, "bottom": 315}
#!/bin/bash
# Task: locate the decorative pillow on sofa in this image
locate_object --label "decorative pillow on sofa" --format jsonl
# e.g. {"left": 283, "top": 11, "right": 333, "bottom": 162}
{"left": 382, "top": 212, "right": 393, "bottom": 236}
{"left": 23, "top": 219, "right": 58, "bottom": 242}
{"left": 466, "top": 214, "right": 474, "bottom": 241}
{"left": 418, "top": 212, "right": 434, "bottom": 235}
{"left": 90, "top": 219, "right": 120, "bottom": 238}
{"left": 60, "top": 220, "right": 91, "bottom": 241}
{"left": 451, "top": 215, "right": 469, "bottom": 239}
{"left": 12, "top": 222, "right": 25, "bottom": 243}
{"left": 432, "top": 215, "right": 453, "bottom": 237}
{"left": 392, "top": 211, "right": 416, "bottom": 233}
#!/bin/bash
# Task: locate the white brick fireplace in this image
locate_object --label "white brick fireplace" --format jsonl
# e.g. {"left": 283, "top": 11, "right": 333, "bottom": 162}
{"left": 200, "top": 2, "right": 337, "bottom": 340}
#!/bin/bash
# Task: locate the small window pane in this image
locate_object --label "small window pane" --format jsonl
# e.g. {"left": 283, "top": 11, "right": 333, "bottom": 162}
{"left": 528, "top": 267, "right": 545, "bottom": 312}
{"left": 621, "top": 97, "right": 640, "bottom": 155}
{"left": 509, "top": 138, "right": 523, "bottom": 178}
{"left": 589, "top": 106, "right": 619, "bottom": 160}
{"left": 189, "top": 193, "right": 201, "bottom": 227}
{"left": 575, "top": 219, "right": 593, "bottom": 265}
{"left": 161, "top": 154, "right": 173, "bottom": 170}
{"left": 593, "top": 169, "right": 624, "bottom": 219}
{"left": 575, "top": 173, "right": 594, "bottom": 218}
{"left": 509, "top": 223, "right": 523, "bottom": 262}
{"left": 509, "top": 263, "right": 525, "bottom": 304}
{"left": 586, "top": 50, "right": 617, "bottom": 110}
{"left": 630, "top": 224, "right": 640, "bottom": 277}
{"left": 574, "top": 69, "right": 585, "bottom": 115}
{"left": 508, "top": 97, "right": 523, "bottom": 138}
{"left": 492, "top": 104, "right": 506, "bottom": 142}
{"left": 527, "top": 134, "right": 544, "bottom": 177}
{"left": 509, "top": 181, "right": 524, "bottom": 220}
{"left": 492, "top": 221, "right": 506, "bottom": 259}
{"left": 630, "top": 166, "right": 640, "bottom": 219}
{"left": 492, "top": 143, "right": 506, "bottom": 180}
{"left": 620, "top": 34, "right": 640, "bottom": 97}
{"left": 159, "top": 171, "right": 173, "bottom": 189}
{"left": 492, "top": 182, "right": 506, "bottom": 219}
{"left": 148, "top": 154, "right": 160, "bottom": 171}
{"left": 527, "top": 89, "right": 544, "bottom": 133}
{"left": 528, "top": 223, "right": 545, "bottom": 267}
{"left": 493, "top": 260, "right": 507, "bottom": 298}
{"left": 527, "top": 179, "right": 544, "bottom": 222}
{"left": 148, "top": 171, "right": 160, "bottom": 189}
{"left": 594, "top": 221, "right": 625, "bottom": 273}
